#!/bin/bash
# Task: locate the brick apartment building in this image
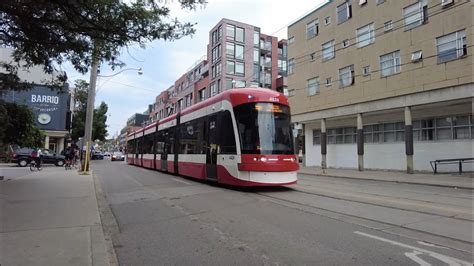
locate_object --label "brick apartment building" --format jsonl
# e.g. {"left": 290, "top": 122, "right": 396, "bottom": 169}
{"left": 147, "top": 18, "right": 289, "bottom": 124}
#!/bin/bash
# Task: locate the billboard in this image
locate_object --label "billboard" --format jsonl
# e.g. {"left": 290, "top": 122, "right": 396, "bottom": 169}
{"left": 1, "top": 85, "right": 70, "bottom": 131}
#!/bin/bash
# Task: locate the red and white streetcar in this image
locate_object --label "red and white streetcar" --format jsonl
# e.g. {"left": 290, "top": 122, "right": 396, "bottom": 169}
{"left": 126, "top": 88, "right": 298, "bottom": 186}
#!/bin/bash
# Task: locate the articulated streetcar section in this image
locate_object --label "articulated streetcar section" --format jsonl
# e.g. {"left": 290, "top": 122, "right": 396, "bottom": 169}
{"left": 127, "top": 88, "right": 299, "bottom": 186}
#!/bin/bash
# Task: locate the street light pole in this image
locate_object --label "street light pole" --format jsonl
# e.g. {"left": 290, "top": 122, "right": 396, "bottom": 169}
{"left": 82, "top": 48, "right": 99, "bottom": 172}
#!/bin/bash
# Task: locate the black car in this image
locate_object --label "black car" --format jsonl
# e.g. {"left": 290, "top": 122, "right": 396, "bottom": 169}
{"left": 12, "top": 148, "right": 66, "bottom": 167}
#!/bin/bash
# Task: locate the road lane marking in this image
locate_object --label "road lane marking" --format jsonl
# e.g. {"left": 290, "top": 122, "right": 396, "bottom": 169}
{"left": 172, "top": 178, "right": 191, "bottom": 185}
{"left": 405, "top": 250, "right": 431, "bottom": 266}
{"left": 417, "top": 241, "right": 449, "bottom": 249}
{"left": 354, "top": 231, "right": 471, "bottom": 266}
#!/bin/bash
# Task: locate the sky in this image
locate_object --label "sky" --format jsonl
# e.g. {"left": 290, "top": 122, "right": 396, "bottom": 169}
{"left": 63, "top": 0, "right": 326, "bottom": 138}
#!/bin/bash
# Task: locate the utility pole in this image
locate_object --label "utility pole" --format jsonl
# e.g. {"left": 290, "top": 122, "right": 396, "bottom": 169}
{"left": 82, "top": 47, "right": 99, "bottom": 172}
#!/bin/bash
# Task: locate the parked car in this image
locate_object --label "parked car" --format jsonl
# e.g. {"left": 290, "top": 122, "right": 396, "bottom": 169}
{"left": 91, "top": 151, "right": 104, "bottom": 160}
{"left": 103, "top": 152, "right": 111, "bottom": 158}
{"left": 12, "top": 148, "right": 66, "bottom": 167}
{"left": 111, "top": 151, "right": 125, "bottom": 161}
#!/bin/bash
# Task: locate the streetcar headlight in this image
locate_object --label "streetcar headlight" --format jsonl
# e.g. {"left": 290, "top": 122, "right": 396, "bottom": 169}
{"left": 253, "top": 157, "right": 258, "bottom": 161}
{"left": 260, "top": 157, "right": 267, "bottom": 162}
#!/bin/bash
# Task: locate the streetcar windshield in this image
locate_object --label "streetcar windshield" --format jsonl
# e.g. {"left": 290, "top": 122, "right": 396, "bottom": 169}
{"left": 234, "top": 102, "right": 294, "bottom": 154}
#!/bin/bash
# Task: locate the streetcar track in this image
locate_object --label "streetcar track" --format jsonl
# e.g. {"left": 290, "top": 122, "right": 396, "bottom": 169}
{"left": 251, "top": 192, "right": 474, "bottom": 248}
{"left": 298, "top": 176, "right": 473, "bottom": 199}
{"left": 297, "top": 182, "right": 472, "bottom": 209}
{"left": 288, "top": 187, "right": 472, "bottom": 222}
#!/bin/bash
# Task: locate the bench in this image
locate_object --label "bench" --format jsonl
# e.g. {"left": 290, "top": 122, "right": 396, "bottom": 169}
{"left": 430, "top": 158, "right": 474, "bottom": 174}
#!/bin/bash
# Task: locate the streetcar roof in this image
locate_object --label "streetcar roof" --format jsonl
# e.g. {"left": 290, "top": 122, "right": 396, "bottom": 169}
{"left": 128, "top": 87, "right": 289, "bottom": 137}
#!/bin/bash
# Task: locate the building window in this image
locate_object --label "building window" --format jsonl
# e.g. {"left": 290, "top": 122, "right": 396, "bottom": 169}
{"left": 411, "top": 50, "right": 423, "bottom": 62}
{"left": 210, "top": 81, "right": 220, "bottom": 96}
{"left": 380, "top": 50, "right": 401, "bottom": 77}
{"left": 226, "top": 43, "right": 244, "bottom": 60}
{"left": 306, "top": 20, "right": 319, "bottom": 39}
{"left": 287, "top": 89, "right": 295, "bottom": 97}
{"left": 288, "top": 36, "right": 295, "bottom": 44}
{"left": 327, "top": 127, "right": 356, "bottom": 144}
{"left": 339, "top": 65, "right": 354, "bottom": 87}
{"left": 226, "top": 61, "right": 235, "bottom": 75}
{"left": 324, "top": 16, "right": 331, "bottom": 25}
{"left": 212, "top": 44, "right": 221, "bottom": 63}
{"left": 212, "top": 25, "right": 222, "bottom": 46}
{"left": 198, "top": 88, "right": 206, "bottom": 102}
{"left": 235, "top": 27, "right": 244, "bottom": 42}
{"left": 413, "top": 115, "right": 473, "bottom": 141}
{"left": 288, "top": 58, "right": 295, "bottom": 74}
{"left": 226, "top": 61, "right": 243, "bottom": 75}
{"left": 356, "top": 23, "right": 375, "bottom": 48}
{"left": 363, "top": 65, "right": 371, "bottom": 76}
{"left": 278, "top": 59, "right": 287, "bottom": 74}
{"left": 252, "top": 64, "right": 259, "bottom": 82}
{"left": 325, "top": 77, "right": 332, "bottom": 86}
{"left": 253, "top": 30, "right": 260, "bottom": 46}
{"left": 404, "top": 0, "right": 428, "bottom": 30}
{"left": 253, "top": 48, "right": 259, "bottom": 63}
{"left": 313, "top": 130, "right": 321, "bottom": 145}
{"left": 235, "top": 61, "right": 244, "bottom": 75}
{"left": 342, "top": 39, "right": 349, "bottom": 48}
{"left": 307, "top": 77, "right": 319, "bottom": 96}
{"left": 234, "top": 80, "right": 245, "bottom": 88}
{"left": 226, "top": 25, "right": 235, "bottom": 40}
{"left": 337, "top": 1, "right": 352, "bottom": 24}
{"left": 436, "top": 30, "right": 467, "bottom": 63}
{"left": 322, "top": 40, "right": 335, "bottom": 61}
{"left": 377, "top": 0, "right": 385, "bottom": 4}
{"left": 384, "top": 20, "right": 393, "bottom": 32}
{"left": 364, "top": 122, "right": 405, "bottom": 143}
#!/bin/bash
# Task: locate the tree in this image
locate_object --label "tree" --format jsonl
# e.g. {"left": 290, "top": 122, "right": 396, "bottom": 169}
{"left": 0, "top": 0, "right": 206, "bottom": 92}
{"left": 0, "top": 100, "right": 44, "bottom": 147}
{"left": 71, "top": 80, "right": 108, "bottom": 141}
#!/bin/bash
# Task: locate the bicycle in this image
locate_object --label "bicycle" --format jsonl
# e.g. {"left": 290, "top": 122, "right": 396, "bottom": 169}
{"left": 30, "top": 159, "right": 43, "bottom": 171}
{"left": 64, "top": 158, "right": 72, "bottom": 170}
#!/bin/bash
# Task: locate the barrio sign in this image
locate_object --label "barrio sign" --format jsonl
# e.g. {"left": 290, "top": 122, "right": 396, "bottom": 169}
{"left": 31, "top": 95, "right": 60, "bottom": 104}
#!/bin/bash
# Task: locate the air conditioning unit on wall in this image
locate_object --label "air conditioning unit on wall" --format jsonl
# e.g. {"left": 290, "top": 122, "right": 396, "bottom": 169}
{"left": 441, "top": 0, "right": 454, "bottom": 7}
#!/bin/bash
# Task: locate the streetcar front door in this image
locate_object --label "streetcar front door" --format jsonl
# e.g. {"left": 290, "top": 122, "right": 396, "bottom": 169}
{"left": 206, "top": 114, "right": 218, "bottom": 180}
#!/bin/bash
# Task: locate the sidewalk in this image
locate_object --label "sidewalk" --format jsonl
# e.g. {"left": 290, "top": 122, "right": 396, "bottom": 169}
{"left": 298, "top": 166, "right": 473, "bottom": 189}
{"left": 0, "top": 165, "right": 112, "bottom": 266}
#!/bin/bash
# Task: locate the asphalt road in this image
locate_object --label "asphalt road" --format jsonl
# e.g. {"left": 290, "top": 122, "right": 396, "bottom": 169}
{"left": 92, "top": 160, "right": 473, "bottom": 265}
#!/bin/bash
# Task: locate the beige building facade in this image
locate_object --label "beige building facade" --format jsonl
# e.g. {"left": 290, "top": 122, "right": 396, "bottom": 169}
{"left": 287, "top": 0, "right": 473, "bottom": 172}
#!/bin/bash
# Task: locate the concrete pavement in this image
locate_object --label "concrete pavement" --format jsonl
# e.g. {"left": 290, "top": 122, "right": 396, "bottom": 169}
{"left": 299, "top": 166, "right": 473, "bottom": 189}
{"left": 0, "top": 165, "right": 112, "bottom": 266}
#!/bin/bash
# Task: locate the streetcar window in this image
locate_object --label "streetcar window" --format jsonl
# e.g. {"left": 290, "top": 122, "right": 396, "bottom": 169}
{"left": 143, "top": 133, "right": 154, "bottom": 154}
{"left": 234, "top": 103, "right": 294, "bottom": 155}
{"left": 180, "top": 119, "right": 205, "bottom": 154}
{"left": 127, "top": 138, "right": 135, "bottom": 154}
{"left": 155, "top": 131, "right": 165, "bottom": 154}
{"left": 219, "top": 111, "right": 237, "bottom": 154}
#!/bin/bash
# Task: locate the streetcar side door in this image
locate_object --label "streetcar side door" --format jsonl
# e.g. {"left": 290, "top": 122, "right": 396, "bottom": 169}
{"left": 161, "top": 129, "right": 168, "bottom": 171}
{"left": 206, "top": 114, "right": 218, "bottom": 180}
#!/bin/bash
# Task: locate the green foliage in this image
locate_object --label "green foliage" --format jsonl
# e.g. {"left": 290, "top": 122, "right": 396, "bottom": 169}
{"left": 71, "top": 80, "right": 108, "bottom": 141}
{"left": 0, "top": 0, "right": 206, "bottom": 92}
{"left": 0, "top": 100, "right": 44, "bottom": 147}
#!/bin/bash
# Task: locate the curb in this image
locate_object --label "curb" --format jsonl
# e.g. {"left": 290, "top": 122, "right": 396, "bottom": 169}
{"left": 92, "top": 171, "right": 120, "bottom": 266}
{"left": 298, "top": 171, "right": 473, "bottom": 190}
